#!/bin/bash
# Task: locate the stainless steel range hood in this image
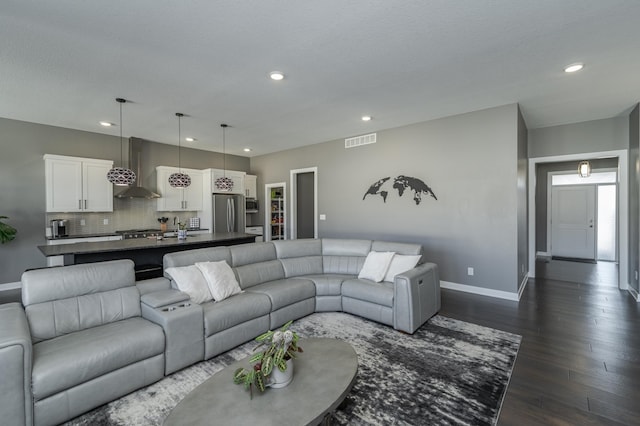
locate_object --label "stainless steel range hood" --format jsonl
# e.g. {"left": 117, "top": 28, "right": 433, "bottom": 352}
{"left": 115, "top": 138, "right": 160, "bottom": 199}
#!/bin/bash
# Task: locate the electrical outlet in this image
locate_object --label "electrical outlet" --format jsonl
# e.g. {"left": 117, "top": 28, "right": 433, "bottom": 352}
{"left": 467, "top": 267, "right": 474, "bottom": 276}
{"left": 103, "top": 218, "right": 109, "bottom": 225}
{"left": 319, "top": 214, "right": 326, "bottom": 221}
{"left": 80, "top": 219, "right": 86, "bottom": 226}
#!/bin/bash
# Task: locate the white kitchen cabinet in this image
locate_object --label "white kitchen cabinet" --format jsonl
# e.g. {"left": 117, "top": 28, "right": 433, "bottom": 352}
{"left": 44, "top": 154, "right": 113, "bottom": 212}
{"left": 212, "top": 169, "right": 245, "bottom": 195}
{"left": 245, "top": 174, "right": 257, "bottom": 199}
{"left": 156, "top": 166, "right": 204, "bottom": 211}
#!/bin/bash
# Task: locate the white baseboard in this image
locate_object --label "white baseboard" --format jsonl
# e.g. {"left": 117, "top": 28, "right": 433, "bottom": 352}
{"left": 440, "top": 281, "right": 519, "bottom": 301}
{"left": 628, "top": 286, "right": 639, "bottom": 302}
{"left": 0, "top": 281, "right": 21, "bottom": 291}
{"left": 518, "top": 275, "right": 528, "bottom": 299}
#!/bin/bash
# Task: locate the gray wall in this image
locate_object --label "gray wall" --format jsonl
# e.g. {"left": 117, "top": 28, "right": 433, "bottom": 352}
{"left": 251, "top": 104, "right": 522, "bottom": 294}
{"left": 529, "top": 116, "right": 628, "bottom": 158}
{"left": 517, "top": 107, "right": 528, "bottom": 289}
{"left": 0, "top": 117, "right": 249, "bottom": 284}
{"left": 629, "top": 104, "right": 639, "bottom": 292}
{"left": 534, "top": 158, "right": 619, "bottom": 253}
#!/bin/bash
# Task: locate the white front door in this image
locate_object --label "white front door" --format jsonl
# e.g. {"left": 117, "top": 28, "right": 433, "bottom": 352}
{"left": 551, "top": 185, "right": 596, "bottom": 259}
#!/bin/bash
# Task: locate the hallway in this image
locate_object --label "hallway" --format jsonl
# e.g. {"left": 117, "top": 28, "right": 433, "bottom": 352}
{"left": 535, "top": 258, "right": 619, "bottom": 288}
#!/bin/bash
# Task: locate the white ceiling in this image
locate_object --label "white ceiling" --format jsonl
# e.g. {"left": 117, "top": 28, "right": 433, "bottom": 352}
{"left": 1, "top": 1, "right": 639, "bottom": 157}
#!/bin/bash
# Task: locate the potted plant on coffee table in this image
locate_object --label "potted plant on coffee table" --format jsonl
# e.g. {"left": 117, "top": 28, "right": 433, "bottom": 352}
{"left": 233, "top": 320, "right": 303, "bottom": 398}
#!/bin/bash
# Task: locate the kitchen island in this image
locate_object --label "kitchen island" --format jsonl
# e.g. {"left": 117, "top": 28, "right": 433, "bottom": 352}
{"left": 38, "top": 232, "right": 256, "bottom": 279}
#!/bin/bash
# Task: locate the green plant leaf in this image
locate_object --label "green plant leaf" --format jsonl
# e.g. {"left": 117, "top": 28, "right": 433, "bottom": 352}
{"left": 233, "top": 368, "right": 248, "bottom": 384}
{"left": 249, "top": 353, "right": 264, "bottom": 363}
{"left": 0, "top": 217, "right": 17, "bottom": 244}
{"left": 274, "top": 347, "right": 285, "bottom": 365}
{"left": 261, "top": 356, "right": 273, "bottom": 376}
{"left": 255, "top": 370, "right": 265, "bottom": 392}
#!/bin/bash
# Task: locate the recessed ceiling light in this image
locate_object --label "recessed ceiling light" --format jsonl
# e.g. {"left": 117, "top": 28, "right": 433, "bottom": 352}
{"left": 361, "top": 116, "right": 372, "bottom": 122}
{"left": 270, "top": 71, "right": 284, "bottom": 81}
{"left": 243, "top": 148, "right": 252, "bottom": 152}
{"left": 185, "top": 137, "right": 196, "bottom": 142}
{"left": 564, "top": 63, "right": 584, "bottom": 73}
{"left": 99, "top": 121, "right": 114, "bottom": 127}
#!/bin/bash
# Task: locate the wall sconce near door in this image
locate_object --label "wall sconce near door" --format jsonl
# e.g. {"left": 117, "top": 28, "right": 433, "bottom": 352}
{"left": 578, "top": 160, "right": 591, "bottom": 178}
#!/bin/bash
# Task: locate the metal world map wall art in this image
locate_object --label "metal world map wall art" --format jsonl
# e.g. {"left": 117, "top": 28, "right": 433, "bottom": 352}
{"left": 363, "top": 175, "right": 437, "bottom": 205}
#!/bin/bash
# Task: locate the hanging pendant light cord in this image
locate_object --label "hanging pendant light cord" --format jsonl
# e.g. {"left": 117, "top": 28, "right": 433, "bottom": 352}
{"left": 116, "top": 98, "right": 126, "bottom": 167}
{"left": 176, "top": 112, "right": 184, "bottom": 172}
{"left": 221, "top": 124, "right": 227, "bottom": 177}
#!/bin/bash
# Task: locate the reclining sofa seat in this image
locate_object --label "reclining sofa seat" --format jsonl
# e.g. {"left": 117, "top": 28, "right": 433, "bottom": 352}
{"left": 7, "top": 260, "right": 165, "bottom": 426}
{"left": 162, "top": 238, "right": 440, "bottom": 363}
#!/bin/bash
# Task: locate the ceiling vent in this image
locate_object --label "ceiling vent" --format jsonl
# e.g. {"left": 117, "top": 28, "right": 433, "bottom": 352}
{"left": 345, "top": 133, "right": 376, "bottom": 149}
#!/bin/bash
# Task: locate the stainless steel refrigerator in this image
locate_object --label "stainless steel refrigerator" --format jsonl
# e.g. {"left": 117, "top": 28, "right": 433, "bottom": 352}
{"left": 212, "top": 193, "right": 245, "bottom": 233}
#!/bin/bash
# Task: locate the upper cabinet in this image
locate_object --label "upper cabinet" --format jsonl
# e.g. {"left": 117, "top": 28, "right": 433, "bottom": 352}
{"left": 156, "top": 166, "right": 204, "bottom": 212}
{"left": 44, "top": 154, "right": 113, "bottom": 212}
{"left": 245, "top": 174, "right": 257, "bottom": 199}
{"left": 212, "top": 169, "right": 245, "bottom": 195}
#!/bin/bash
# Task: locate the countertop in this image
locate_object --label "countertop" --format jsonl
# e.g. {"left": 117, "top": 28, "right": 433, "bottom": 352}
{"left": 38, "top": 232, "right": 254, "bottom": 257}
{"left": 45, "top": 229, "right": 209, "bottom": 241}
{"left": 46, "top": 232, "right": 119, "bottom": 241}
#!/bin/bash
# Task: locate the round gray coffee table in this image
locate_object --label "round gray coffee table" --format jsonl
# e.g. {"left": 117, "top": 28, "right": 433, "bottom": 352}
{"left": 163, "top": 338, "right": 358, "bottom": 426}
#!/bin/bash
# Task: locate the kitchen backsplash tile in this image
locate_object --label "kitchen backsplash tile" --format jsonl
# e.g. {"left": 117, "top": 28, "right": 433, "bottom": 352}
{"left": 45, "top": 198, "right": 198, "bottom": 236}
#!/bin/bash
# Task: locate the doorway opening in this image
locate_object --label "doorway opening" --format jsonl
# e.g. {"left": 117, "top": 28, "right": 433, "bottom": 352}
{"left": 290, "top": 167, "right": 318, "bottom": 239}
{"left": 527, "top": 150, "right": 628, "bottom": 291}
{"left": 548, "top": 169, "right": 618, "bottom": 262}
{"left": 264, "top": 182, "right": 286, "bottom": 241}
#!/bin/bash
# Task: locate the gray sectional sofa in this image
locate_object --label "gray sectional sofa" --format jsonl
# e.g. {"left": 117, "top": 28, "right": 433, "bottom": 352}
{"left": 0, "top": 238, "right": 439, "bottom": 426}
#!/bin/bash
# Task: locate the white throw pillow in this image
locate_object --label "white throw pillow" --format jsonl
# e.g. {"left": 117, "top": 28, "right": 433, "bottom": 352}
{"left": 164, "top": 265, "right": 213, "bottom": 304}
{"left": 358, "top": 251, "right": 396, "bottom": 283}
{"left": 195, "top": 261, "right": 242, "bottom": 302}
{"left": 383, "top": 254, "right": 421, "bottom": 282}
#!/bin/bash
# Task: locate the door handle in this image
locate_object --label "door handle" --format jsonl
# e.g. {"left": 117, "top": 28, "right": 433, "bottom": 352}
{"left": 84, "top": 200, "right": 87, "bottom": 210}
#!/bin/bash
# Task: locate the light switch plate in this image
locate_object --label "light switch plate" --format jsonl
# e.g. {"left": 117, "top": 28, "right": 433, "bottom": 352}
{"left": 319, "top": 214, "right": 326, "bottom": 221}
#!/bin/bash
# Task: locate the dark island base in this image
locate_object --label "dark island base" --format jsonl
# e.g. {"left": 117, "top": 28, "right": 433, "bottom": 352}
{"left": 62, "top": 235, "right": 256, "bottom": 280}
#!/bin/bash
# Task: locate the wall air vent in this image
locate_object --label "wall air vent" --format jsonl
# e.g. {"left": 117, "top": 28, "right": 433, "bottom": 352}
{"left": 345, "top": 133, "right": 377, "bottom": 149}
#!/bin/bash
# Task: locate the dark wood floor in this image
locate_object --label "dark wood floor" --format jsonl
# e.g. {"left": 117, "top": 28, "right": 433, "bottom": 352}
{"left": 441, "top": 260, "right": 640, "bottom": 425}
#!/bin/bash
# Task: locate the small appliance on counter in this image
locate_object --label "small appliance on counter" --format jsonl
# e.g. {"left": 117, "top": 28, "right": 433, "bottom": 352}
{"left": 50, "top": 219, "right": 68, "bottom": 238}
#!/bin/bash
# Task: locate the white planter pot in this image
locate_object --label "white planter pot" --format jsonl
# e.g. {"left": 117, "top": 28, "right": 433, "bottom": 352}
{"left": 177, "top": 229, "right": 187, "bottom": 239}
{"left": 268, "top": 359, "right": 293, "bottom": 388}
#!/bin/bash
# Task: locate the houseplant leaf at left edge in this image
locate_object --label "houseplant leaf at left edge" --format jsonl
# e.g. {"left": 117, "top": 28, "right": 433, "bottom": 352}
{"left": 0, "top": 216, "right": 17, "bottom": 244}
{"left": 233, "top": 320, "right": 303, "bottom": 398}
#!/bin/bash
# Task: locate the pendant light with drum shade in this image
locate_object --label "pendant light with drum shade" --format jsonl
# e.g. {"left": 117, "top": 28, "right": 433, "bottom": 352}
{"left": 106, "top": 98, "right": 136, "bottom": 186}
{"left": 214, "top": 124, "right": 234, "bottom": 192}
{"left": 168, "top": 113, "right": 191, "bottom": 188}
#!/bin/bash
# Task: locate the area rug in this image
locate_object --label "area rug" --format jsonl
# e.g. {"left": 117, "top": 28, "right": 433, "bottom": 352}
{"left": 64, "top": 313, "right": 521, "bottom": 426}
